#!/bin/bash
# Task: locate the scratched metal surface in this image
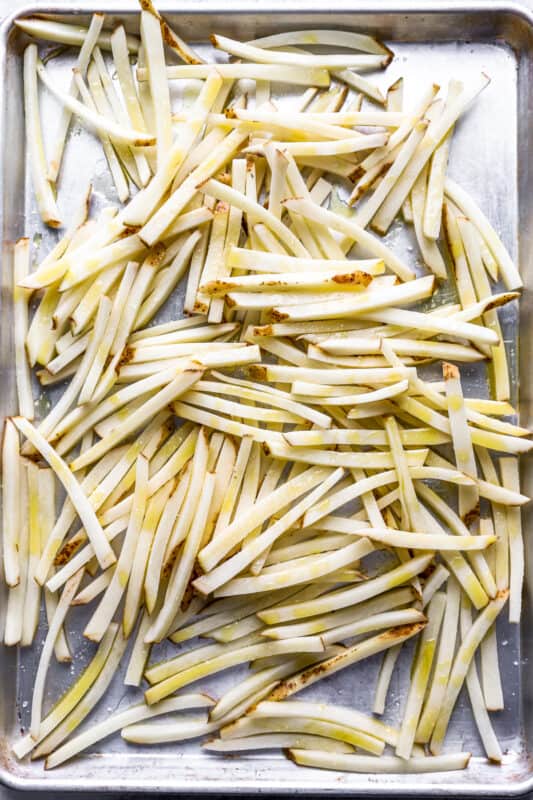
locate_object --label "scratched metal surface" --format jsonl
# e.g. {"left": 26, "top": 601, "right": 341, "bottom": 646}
{"left": 0, "top": 0, "right": 532, "bottom": 795}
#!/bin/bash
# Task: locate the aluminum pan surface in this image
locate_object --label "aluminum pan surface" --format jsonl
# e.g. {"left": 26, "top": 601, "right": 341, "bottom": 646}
{"left": 0, "top": 0, "right": 532, "bottom": 794}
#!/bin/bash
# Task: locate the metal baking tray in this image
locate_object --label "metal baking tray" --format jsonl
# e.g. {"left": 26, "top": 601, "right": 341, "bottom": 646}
{"left": 1, "top": 0, "right": 532, "bottom": 794}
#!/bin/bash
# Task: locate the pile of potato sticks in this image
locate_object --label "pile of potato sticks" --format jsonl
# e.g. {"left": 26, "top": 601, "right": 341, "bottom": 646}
{"left": 3, "top": 0, "right": 530, "bottom": 775}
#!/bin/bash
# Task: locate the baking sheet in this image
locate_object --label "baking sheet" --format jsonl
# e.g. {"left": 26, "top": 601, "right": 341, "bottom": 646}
{"left": 0, "top": 0, "right": 532, "bottom": 794}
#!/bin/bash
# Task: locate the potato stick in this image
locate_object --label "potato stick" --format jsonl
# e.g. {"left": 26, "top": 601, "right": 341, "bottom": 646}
{"left": 456, "top": 215, "right": 510, "bottom": 400}
{"left": 346, "top": 528, "right": 493, "bottom": 551}
{"left": 13, "top": 240, "right": 34, "bottom": 418}
{"left": 4, "top": 461, "right": 28, "bottom": 645}
{"left": 193, "top": 202, "right": 230, "bottom": 314}
{"left": 21, "top": 462, "right": 42, "bottom": 645}
{"left": 139, "top": 130, "right": 248, "bottom": 246}
{"left": 416, "top": 483, "right": 495, "bottom": 599}
{"left": 410, "top": 164, "right": 447, "bottom": 278}
{"left": 371, "top": 76, "right": 489, "bottom": 234}
{"left": 500, "top": 458, "right": 523, "bottom": 623}
{"left": 45, "top": 694, "right": 212, "bottom": 769}
{"left": 263, "top": 587, "right": 415, "bottom": 640}
{"left": 206, "top": 732, "right": 353, "bottom": 752}
{"left": 23, "top": 45, "right": 61, "bottom": 226}
{"left": 443, "top": 202, "right": 477, "bottom": 308}
{"left": 248, "top": 28, "right": 390, "bottom": 56}
{"left": 285, "top": 427, "right": 446, "bottom": 447}
{"left": 289, "top": 749, "right": 470, "bottom": 773}
{"left": 145, "top": 637, "right": 324, "bottom": 705}
{"left": 171, "top": 397, "right": 283, "bottom": 443}
{"left": 138, "top": 63, "right": 330, "bottom": 86}
{"left": 395, "top": 396, "right": 531, "bottom": 455}
{"left": 35, "top": 444, "right": 125, "bottom": 585}
{"left": 319, "top": 608, "right": 425, "bottom": 647}
{"left": 396, "top": 593, "right": 446, "bottom": 758}
{"left": 200, "top": 178, "right": 309, "bottom": 258}
{"left": 192, "top": 379, "right": 331, "bottom": 428}
{"left": 31, "top": 628, "right": 128, "bottom": 761}
{"left": 124, "top": 72, "right": 223, "bottom": 227}
{"left": 16, "top": 17, "right": 139, "bottom": 51}
{"left": 255, "top": 133, "right": 387, "bottom": 158}
{"left": 79, "top": 262, "right": 138, "bottom": 404}
{"left": 267, "top": 623, "right": 424, "bottom": 701}
{"left": 210, "top": 658, "right": 307, "bottom": 720}
{"left": 171, "top": 589, "right": 295, "bottom": 644}
{"left": 195, "top": 468, "right": 343, "bottom": 594}
{"left": 256, "top": 363, "right": 412, "bottom": 385}
{"left": 92, "top": 47, "right": 148, "bottom": 186}
{"left": 81, "top": 456, "right": 148, "bottom": 641}
{"left": 13, "top": 418, "right": 116, "bottom": 570}
{"left": 478, "top": 519, "right": 504, "bottom": 710}
{"left": 320, "top": 310, "right": 498, "bottom": 349}
{"left": 373, "top": 644, "right": 403, "bottom": 715}
{"left": 21, "top": 206, "right": 120, "bottom": 289}
{"left": 430, "top": 589, "right": 509, "bottom": 754}
{"left": 265, "top": 534, "right": 363, "bottom": 566}
{"left": 145, "top": 429, "right": 209, "bottom": 641}
{"left": 265, "top": 442, "right": 427, "bottom": 470}
{"left": 459, "top": 594, "right": 502, "bottom": 762}
{"left": 110, "top": 25, "right": 150, "bottom": 174}
{"left": 413, "top": 375, "right": 526, "bottom": 437}
{"left": 33, "top": 296, "right": 112, "bottom": 444}
{"left": 145, "top": 632, "right": 263, "bottom": 685}
{"left": 144, "top": 467, "right": 191, "bottom": 615}
{"left": 445, "top": 177, "right": 521, "bottom": 289}
{"left": 152, "top": 471, "right": 215, "bottom": 642}
{"left": 215, "top": 538, "right": 371, "bottom": 597}
{"left": 122, "top": 478, "right": 175, "bottom": 638}
{"left": 476, "top": 448, "right": 510, "bottom": 590}
{"left": 271, "top": 273, "right": 433, "bottom": 322}
{"left": 99, "top": 425, "right": 197, "bottom": 527}
{"left": 36, "top": 58, "right": 154, "bottom": 146}
{"left": 46, "top": 332, "right": 89, "bottom": 376}
{"left": 199, "top": 463, "right": 326, "bottom": 567}
{"left": 2, "top": 421, "right": 20, "bottom": 587}
{"left": 443, "top": 362, "right": 479, "bottom": 525}
{"left": 423, "top": 129, "right": 451, "bottom": 239}
{"left": 250, "top": 699, "right": 399, "bottom": 745}
{"left": 54, "top": 366, "right": 180, "bottom": 455}
{"left": 72, "top": 569, "right": 114, "bottom": 606}
{"left": 12, "top": 623, "right": 118, "bottom": 759}
{"left": 30, "top": 569, "right": 84, "bottom": 739}
{"left": 68, "top": 264, "right": 125, "bottom": 331}
{"left": 139, "top": 8, "right": 171, "bottom": 166}
{"left": 83, "top": 63, "right": 133, "bottom": 201}
{"left": 218, "top": 715, "right": 378, "bottom": 752}
{"left": 71, "top": 367, "right": 202, "bottom": 471}
{"left": 354, "top": 122, "right": 427, "bottom": 224}
{"left": 136, "top": 231, "right": 201, "bottom": 328}
{"left": 260, "top": 554, "right": 433, "bottom": 625}
{"left": 212, "top": 34, "right": 388, "bottom": 69}
{"left": 208, "top": 160, "right": 246, "bottom": 322}
{"left": 204, "top": 269, "right": 373, "bottom": 296}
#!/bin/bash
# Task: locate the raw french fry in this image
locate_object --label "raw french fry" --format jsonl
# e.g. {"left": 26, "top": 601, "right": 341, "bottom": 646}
{"left": 288, "top": 750, "right": 471, "bottom": 774}
{"left": 12, "top": 624, "right": 119, "bottom": 759}
{"left": 430, "top": 589, "right": 509, "bottom": 754}
{"left": 23, "top": 45, "right": 61, "bottom": 226}
{"left": 12, "top": 417, "right": 116, "bottom": 571}
{"left": 36, "top": 58, "right": 155, "bottom": 146}
{"left": 396, "top": 592, "right": 446, "bottom": 759}
{"left": 45, "top": 694, "right": 213, "bottom": 769}
{"left": 138, "top": 63, "right": 331, "bottom": 86}
{"left": 445, "top": 177, "right": 521, "bottom": 290}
